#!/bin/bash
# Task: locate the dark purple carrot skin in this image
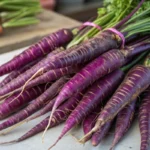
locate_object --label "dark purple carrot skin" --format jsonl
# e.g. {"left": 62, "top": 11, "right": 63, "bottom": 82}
{"left": 0, "top": 59, "right": 41, "bottom": 88}
{"left": 83, "top": 107, "right": 100, "bottom": 135}
{"left": 47, "top": 48, "right": 64, "bottom": 58}
{"left": 97, "top": 65, "right": 150, "bottom": 125}
{"left": 0, "top": 84, "right": 47, "bottom": 120}
{"left": 49, "top": 31, "right": 121, "bottom": 68}
{"left": 0, "top": 29, "right": 73, "bottom": 76}
{"left": 51, "top": 42, "right": 150, "bottom": 114}
{"left": 17, "top": 65, "right": 80, "bottom": 91}
{"left": 0, "top": 77, "right": 68, "bottom": 131}
{"left": 110, "top": 100, "right": 136, "bottom": 150}
{"left": 27, "top": 98, "right": 56, "bottom": 121}
{"left": 91, "top": 120, "right": 112, "bottom": 146}
{"left": 0, "top": 49, "right": 62, "bottom": 88}
{"left": 0, "top": 30, "right": 121, "bottom": 98}
{"left": 5, "top": 92, "right": 83, "bottom": 143}
{"left": 83, "top": 107, "right": 101, "bottom": 141}
{"left": 126, "top": 35, "right": 150, "bottom": 46}
{"left": 0, "top": 46, "right": 77, "bottom": 98}
{"left": 79, "top": 65, "right": 150, "bottom": 143}
{"left": 50, "top": 70, "right": 124, "bottom": 147}
{"left": 139, "top": 88, "right": 150, "bottom": 150}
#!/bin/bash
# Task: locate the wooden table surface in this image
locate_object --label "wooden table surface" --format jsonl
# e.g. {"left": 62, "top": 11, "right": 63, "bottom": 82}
{"left": 0, "top": 10, "right": 80, "bottom": 54}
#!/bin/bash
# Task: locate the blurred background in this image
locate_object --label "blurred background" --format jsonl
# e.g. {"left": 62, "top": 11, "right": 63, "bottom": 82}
{"left": 0, "top": 0, "right": 102, "bottom": 53}
{"left": 41, "top": 0, "right": 102, "bottom": 21}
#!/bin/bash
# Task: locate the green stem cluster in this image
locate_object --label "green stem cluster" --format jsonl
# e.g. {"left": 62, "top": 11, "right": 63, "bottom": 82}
{"left": 68, "top": 0, "right": 140, "bottom": 48}
{"left": 68, "top": 0, "right": 150, "bottom": 48}
{"left": 0, "top": 0, "right": 41, "bottom": 30}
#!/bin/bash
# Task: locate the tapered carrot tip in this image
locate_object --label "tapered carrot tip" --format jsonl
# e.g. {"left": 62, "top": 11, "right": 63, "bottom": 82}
{"left": 78, "top": 130, "right": 94, "bottom": 143}
{"left": 70, "top": 134, "right": 80, "bottom": 143}
{"left": 79, "top": 124, "right": 101, "bottom": 143}
{"left": 0, "top": 140, "right": 17, "bottom": 145}
{"left": 92, "top": 141, "right": 97, "bottom": 146}
{"left": 48, "top": 137, "right": 61, "bottom": 150}
{"left": 109, "top": 145, "right": 114, "bottom": 150}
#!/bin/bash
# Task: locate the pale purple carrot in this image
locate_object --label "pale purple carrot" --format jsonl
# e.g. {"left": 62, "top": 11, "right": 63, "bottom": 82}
{"left": 139, "top": 87, "right": 150, "bottom": 150}
{"left": 79, "top": 65, "right": 150, "bottom": 143}
{"left": 48, "top": 70, "right": 124, "bottom": 148}
{"left": 110, "top": 100, "right": 136, "bottom": 150}
{"left": 91, "top": 120, "right": 112, "bottom": 146}
{"left": 0, "top": 84, "right": 47, "bottom": 120}
{"left": 0, "top": 92, "right": 83, "bottom": 144}
{"left": 0, "top": 76, "right": 68, "bottom": 131}
{"left": 49, "top": 42, "right": 150, "bottom": 127}
{"left": 0, "top": 29, "right": 73, "bottom": 76}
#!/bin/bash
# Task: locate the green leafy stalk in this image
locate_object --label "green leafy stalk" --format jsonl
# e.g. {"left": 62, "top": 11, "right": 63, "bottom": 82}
{"left": 121, "top": 51, "right": 149, "bottom": 72}
{"left": 3, "top": 17, "right": 39, "bottom": 28}
{"left": 68, "top": 0, "right": 141, "bottom": 48}
{"left": 0, "top": 0, "right": 42, "bottom": 31}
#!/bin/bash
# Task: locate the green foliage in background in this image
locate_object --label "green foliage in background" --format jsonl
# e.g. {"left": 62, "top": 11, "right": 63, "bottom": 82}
{"left": 0, "top": 0, "right": 42, "bottom": 31}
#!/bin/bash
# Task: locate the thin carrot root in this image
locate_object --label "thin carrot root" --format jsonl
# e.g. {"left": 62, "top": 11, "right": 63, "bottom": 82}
{"left": 48, "top": 137, "right": 62, "bottom": 150}
{"left": 78, "top": 122, "right": 102, "bottom": 143}
{"left": 0, "top": 140, "right": 17, "bottom": 145}
{"left": 0, "top": 121, "right": 25, "bottom": 136}
{"left": 41, "top": 111, "right": 54, "bottom": 143}
{"left": 70, "top": 133, "right": 80, "bottom": 143}
{"left": 110, "top": 144, "right": 115, "bottom": 150}
{"left": 9, "top": 68, "right": 44, "bottom": 104}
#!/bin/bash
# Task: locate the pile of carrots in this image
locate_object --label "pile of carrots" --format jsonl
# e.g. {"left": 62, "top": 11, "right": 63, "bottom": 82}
{"left": 0, "top": 0, "right": 150, "bottom": 150}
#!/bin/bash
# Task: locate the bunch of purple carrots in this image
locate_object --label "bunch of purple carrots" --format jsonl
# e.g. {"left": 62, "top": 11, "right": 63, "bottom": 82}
{"left": 0, "top": 1, "right": 149, "bottom": 150}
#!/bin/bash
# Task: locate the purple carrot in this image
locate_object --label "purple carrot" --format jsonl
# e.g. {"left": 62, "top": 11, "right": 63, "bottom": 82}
{"left": 0, "top": 45, "right": 78, "bottom": 99}
{"left": 27, "top": 98, "right": 56, "bottom": 121}
{"left": 14, "top": 65, "right": 80, "bottom": 93}
{"left": 110, "top": 100, "right": 136, "bottom": 150}
{"left": 0, "top": 29, "right": 73, "bottom": 76}
{"left": 0, "top": 29, "right": 123, "bottom": 99}
{"left": 79, "top": 65, "right": 150, "bottom": 143}
{"left": 0, "top": 92, "right": 83, "bottom": 144}
{"left": 0, "top": 1, "right": 144, "bottom": 97}
{"left": 47, "top": 47, "right": 64, "bottom": 58}
{"left": 49, "top": 70, "right": 124, "bottom": 148}
{"left": 0, "top": 76, "right": 67, "bottom": 131}
{"left": 0, "top": 84, "right": 47, "bottom": 120}
{"left": 0, "top": 48, "right": 63, "bottom": 88}
{"left": 49, "top": 42, "right": 150, "bottom": 125}
{"left": 83, "top": 107, "right": 101, "bottom": 142}
{"left": 91, "top": 120, "right": 112, "bottom": 146}
{"left": 139, "top": 87, "right": 150, "bottom": 150}
{"left": 0, "top": 59, "right": 41, "bottom": 88}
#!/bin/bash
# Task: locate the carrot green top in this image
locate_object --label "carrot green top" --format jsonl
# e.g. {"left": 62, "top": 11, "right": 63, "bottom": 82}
{"left": 68, "top": 0, "right": 150, "bottom": 48}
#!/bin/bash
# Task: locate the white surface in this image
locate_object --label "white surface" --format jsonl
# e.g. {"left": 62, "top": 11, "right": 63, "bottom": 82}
{"left": 0, "top": 48, "right": 141, "bottom": 150}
